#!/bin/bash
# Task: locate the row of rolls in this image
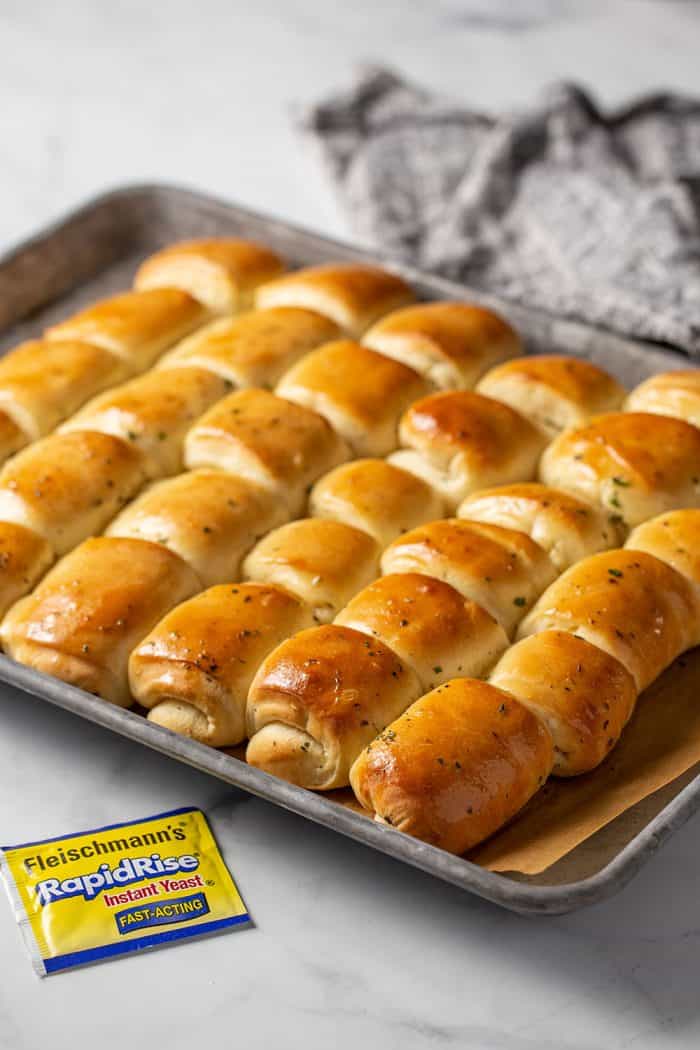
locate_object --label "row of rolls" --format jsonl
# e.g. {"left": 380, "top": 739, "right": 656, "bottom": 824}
{"left": 0, "top": 238, "right": 699, "bottom": 855}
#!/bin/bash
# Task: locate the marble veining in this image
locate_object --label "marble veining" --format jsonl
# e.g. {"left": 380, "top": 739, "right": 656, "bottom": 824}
{"left": 2, "top": 2, "right": 700, "bottom": 1047}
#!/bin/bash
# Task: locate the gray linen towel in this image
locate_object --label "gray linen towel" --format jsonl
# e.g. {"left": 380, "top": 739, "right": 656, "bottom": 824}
{"left": 304, "top": 68, "right": 700, "bottom": 356}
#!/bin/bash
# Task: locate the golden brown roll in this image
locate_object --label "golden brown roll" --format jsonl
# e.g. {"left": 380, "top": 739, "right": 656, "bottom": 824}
{"left": 349, "top": 678, "right": 554, "bottom": 855}
{"left": 517, "top": 550, "right": 700, "bottom": 691}
{"left": 0, "top": 411, "right": 31, "bottom": 465}
{"left": 129, "top": 582, "right": 315, "bottom": 746}
{"left": 106, "top": 469, "right": 286, "bottom": 588}
{"left": 246, "top": 624, "right": 422, "bottom": 789}
{"left": 626, "top": 509, "right": 700, "bottom": 587}
{"left": 60, "top": 366, "right": 228, "bottom": 477}
{"left": 308, "top": 458, "right": 444, "bottom": 547}
{"left": 389, "top": 391, "right": 546, "bottom": 511}
{"left": 0, "top": 430, "right": 147, "bottom": 555}
{"left": 184, "top": 388, "right": 350, "bottom": 516}
{"left": 477, "top": 355, "right": 625, "bottom": 437}
{"left": 625, "top": 370, "right": 700, "bottom": 428}
{"left": 0, "top": 339, "right": 128, "bottom": 444}
{"left": 335, "top": 573, "right": 508, "bottom": 690}
{"left": 254, "top": 263, "right": 415, "bottom": 337}
{"left": 45, "top": 289, "right": 209, "bottom": 370}
{"left": 133, "top": 238, "right": 285, "bottom": 314}
{"left": 539, "top": 412, "right": 700, "bottom": 528}
{"left": 1, "top": 537, "right": 200, "bottom": 707}
{"left": 276, "top": 340, "right": 428, "bottom": 457}
{"left": 242, "top": 518, "right": 380, "bottom": 622}
{"left": 489, "top": 630, "right": 637, "bottom": 776}
{"left": 159, "top": 307, "right": 340, "bottom": 389}
{"left": 0, "top": 522, "right": 54, "bottom": 619}
{"left": 457, "top": 482, "right": 622, "bottom": 571}
{"left": 362, "top": 301, "right": 521, "bottom": 390}
{"left": 381, "top": 519, "right": 557, "bottom": 636}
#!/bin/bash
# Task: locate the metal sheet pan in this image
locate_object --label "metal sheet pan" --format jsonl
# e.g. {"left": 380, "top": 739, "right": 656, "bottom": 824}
{"left": 0, "top": 183, "right": 693, "bottom": 916}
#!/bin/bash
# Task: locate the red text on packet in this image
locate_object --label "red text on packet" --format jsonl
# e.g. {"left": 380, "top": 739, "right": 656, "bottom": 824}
{"left": 103, "top": 874, "right": 205, "bottom": 907}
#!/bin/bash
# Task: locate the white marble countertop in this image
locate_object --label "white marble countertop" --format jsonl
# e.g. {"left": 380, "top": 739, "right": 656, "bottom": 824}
{"left": 2, "top": 2, "right": 700, "bottom": 1047}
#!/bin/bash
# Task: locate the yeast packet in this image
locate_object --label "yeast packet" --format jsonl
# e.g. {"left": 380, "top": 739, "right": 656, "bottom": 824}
{"left": 0, "top": 806, "right": 249, "bottom": 976}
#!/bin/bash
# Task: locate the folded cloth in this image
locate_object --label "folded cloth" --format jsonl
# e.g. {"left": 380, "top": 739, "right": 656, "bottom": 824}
{"left": 304, "top": 68, "right": 700, "bottom": 357}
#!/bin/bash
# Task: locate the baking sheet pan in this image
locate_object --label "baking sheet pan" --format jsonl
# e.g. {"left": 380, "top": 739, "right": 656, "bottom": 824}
{"left": 0, "top": 182, "right": 694, "bottom": 915}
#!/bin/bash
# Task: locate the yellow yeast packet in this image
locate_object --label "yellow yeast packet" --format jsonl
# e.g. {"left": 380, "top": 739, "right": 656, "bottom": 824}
{"left": 0, "top": 806, "right": 249, "bottom": 976}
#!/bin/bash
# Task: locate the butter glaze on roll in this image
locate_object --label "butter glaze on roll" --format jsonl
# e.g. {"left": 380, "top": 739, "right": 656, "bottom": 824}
{"left": 246, "top": 624, "right": 422, "bottom": 789}
{"left": 517, "top": 549, "right": 700, "bottom": 691}
{"left": 130, "top": 582, "right": 315, "bottom": 746}
{"left": 0, "top": 412, "right": 31, "bottom": 465}
{"left": 106, "top": 469, "right": 286, "bottom": 588}
{"left": 626, "top": 509, "right": 700, "bottom": 588}
{"left": 0, "top": 430, "right": 147, "bottom": 555}
{"left": 335, "top": 573, "right": 508, "bottom": 690}
{"left": 159, "top": 307, "right": 340, "bottom": 389}
{"left": 309, "top": 458, "right": 444, "bottom": 547}
{"left": 349, "top": 678, "right": 554, "bottom": 855}
{"left": 477, "top": 355, "right": 625, "bottom": 437}
{"left": 255, "top": 264, "right": 415, "bottom": 337}
{"left": 61, "top": 366, "right": 229, "bottom": 477}
{"left": 363, "top": 301, "right": 521, "bottom": 390}
{"left": 0, "top": 522, "right": 54, "bottom": 619}
{"left": 276, "top": 340, "right": 428, "bottom": 457}
{"left": 381, "top": 519, "right": 556, "bottom": 636}
{"left": 389, "top": 391, "right": 546, "bottom": 511}
{"left": 625, "top": 370, "right": 700, "bottom": 428}
{"left": 134, "top": 238, "right": 285, "bottom": 314}
{"left": 539, "top": 412, "right": 700, "bottom": 528}
{"left": 46, "top": 289, "right": 209, "bottom": 370}
{"left": 0, "top": 339, "right": 128, "bottom": 446}
{"left": 457, "top": 482, "right": 622, "bottom": 571}
{"left": 242, "top": 518, "right": 380, "bottom": 622}
{"left": 0, "top": 537, "right": 200, "bottom": 707}
{"left": 489, "top": 631, "right": 637, "bottom": 776}
{"left": 185, "top": 388, "right": 350, "bottom": 516}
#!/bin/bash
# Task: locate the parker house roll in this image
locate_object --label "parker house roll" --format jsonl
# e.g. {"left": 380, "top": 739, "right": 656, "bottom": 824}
{"left": 362, "top": 301, "right": 521, "bottom": 390}
{"left": 246, "top": 624, "right": 423, "bottom": 790}
{"left": 457, "top": 482, "right": 622, "bottom": 572}
{"left": 134, "top": 238, "right": 285, "bottom": 315}
{"left": 159, "top": 307, "right": 340, "bottom": 390}
{"left": 489, "top": 631, "right": 637, "bottom": 776}
{"left": 477, "top": 355, "right": 625, "bottom": 438}
{"left": 389, "top": 391, "right": 546, "bottom": 512}
{"left": 335, "top": 573, "right": 508, "bottom": 691}
{"left": 1, "top": 537, "right": 200, "bottom": 707}
{"left": 255, "top": 263, "right": 415, "bottom": 337}
{"left": 0, "top": 522, "right": 53, "bottom": 619}
{"left": 539, "top": 412, "right": 700, "bottom": 529}
{"left": 349, "top": 679, "right": 554, "bottom": 854}
{"left": 626, "top": 509, "right": 700, "bottom": 588}
{"left": 276, "top": 340, "right": 428, "bottom": 457}
{"left": 309, "top": 458, "right": 444, "bottom": 548}
{"left": 381, "top": 519, "right": 557, "bottom": 637}
{"left": 184, "top": 388, "right": 350, "bottom": 516}
{"left": 0, "top": 412, "right": 33, "bottom": 466}
{"left": 0, "top": 430, "right": 147, "bottom": 555}
{"left": 517, "top": 549, "right": 700, "bottom": 692}
{"left": 0, "top": 339, "right": 128, "bottom": 453}
{"left": 242, "top": 518, "right": 381, "bottom": 623}
{"left": 60, "top": 366, "right": 229, "bottom": 477}
{"left": 106, "top": 469, "right": 287, "bottom": 588}
{"left": 130, "top": 582, "right": 316, "bottom": 746}
{"left": 46, "top": 289, "right": 210, "bottom": 371}
{"left": 625, "top": 370, "right": 700, "bottom": 428}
